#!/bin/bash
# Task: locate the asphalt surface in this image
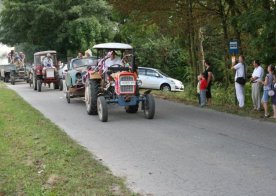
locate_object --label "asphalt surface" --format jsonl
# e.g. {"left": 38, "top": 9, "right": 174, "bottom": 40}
{"left": 7, "top": 82, "right": 276, "bottom": 196}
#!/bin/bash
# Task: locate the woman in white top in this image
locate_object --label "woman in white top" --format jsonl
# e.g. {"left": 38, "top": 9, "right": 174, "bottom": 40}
{"left": 232, "top": 55, "right": 246, "bottom": 108}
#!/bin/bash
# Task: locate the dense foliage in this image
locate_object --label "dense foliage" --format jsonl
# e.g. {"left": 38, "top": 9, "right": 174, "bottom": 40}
{"left": 0, "top": 0, "right": 114, "bottom": 61}
{"left": 0, "top": 0, "right": 276, "bottom": 84}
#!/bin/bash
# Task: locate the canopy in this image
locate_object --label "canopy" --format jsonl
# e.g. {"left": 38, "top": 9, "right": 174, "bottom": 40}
{"left": 93, "top": 43, "right": 133, "bottom": 50}
{"left": 34, "top": 50, "right": 56, "bottom": 56}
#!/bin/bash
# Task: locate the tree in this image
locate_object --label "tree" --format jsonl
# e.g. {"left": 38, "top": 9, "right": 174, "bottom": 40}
{"left": 0, "top": 0, "right": 114, "bottom": 60}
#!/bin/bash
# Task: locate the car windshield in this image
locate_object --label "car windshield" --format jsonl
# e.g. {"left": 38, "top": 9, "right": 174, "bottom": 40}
{"left": 35, "top": 54, "right": 57, "bottom": 65}
{"left": 157, "top": 69, "right": 169, "bottom": 77}
{"left": 72, "top": 58, "right": 97, "bottom": 69}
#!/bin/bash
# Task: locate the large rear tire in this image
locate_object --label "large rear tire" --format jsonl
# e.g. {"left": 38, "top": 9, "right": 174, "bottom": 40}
{"left": 125, "top": 104, "right": 139, "bottom": 113}
{"left": 59, "top": 79, "right": 63, "bottom": 91}
{"left": 54, "top": 82, "right": 59, "bottom": 89}
{"left": 66, "top": 92, "right": 70, "bottom": 103}
{"left": 144, "top": 94, "right": 155, "bottom": 119}
{"left": 85, "top": 79, "right": 100, "bottom": 115}
{"left": 97, "top": 96, "right": 108, "bottom": 122}
{"left": 10, "top": 77, "right": 15, "bottom": 85}
{"left": 37, "top": 80, "right": 42, "bottom": 92}
{"left": 33, "top": 76, "right": 37, "bottom": 90}
{"left": 4, "top": 75, "right": 9, "bottom": 83}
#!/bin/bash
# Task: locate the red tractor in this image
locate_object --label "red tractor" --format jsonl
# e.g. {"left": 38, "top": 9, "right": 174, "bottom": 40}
{"left": 32, "top": 51, "right": 61, "bottom": 92}
{"left": 84, "top": 43, "right": 155, "bottom": 122}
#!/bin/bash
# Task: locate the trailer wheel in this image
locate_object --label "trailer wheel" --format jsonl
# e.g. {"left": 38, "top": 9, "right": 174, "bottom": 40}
{"left": 144, "top": 94, "right": 155, "bottom": 119}
{"left": 97, "top": 96, "right": 108, "bottom": 122}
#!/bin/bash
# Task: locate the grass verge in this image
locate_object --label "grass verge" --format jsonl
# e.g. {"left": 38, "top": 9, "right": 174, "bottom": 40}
{"left": 0, "top": 82, "right": 134, "bottom": 195}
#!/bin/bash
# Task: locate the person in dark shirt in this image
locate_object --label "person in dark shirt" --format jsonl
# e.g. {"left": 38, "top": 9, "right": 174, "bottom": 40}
{"left": 203, "top": 59, "right": 213, "bottom": 105}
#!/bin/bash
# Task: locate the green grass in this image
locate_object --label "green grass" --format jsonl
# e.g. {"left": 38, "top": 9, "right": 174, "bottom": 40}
{"left": 0, "top": 82, "right": 134, "bottom": 195}
{"left": 150, "top": 83, "right": 276, "bottom": 122}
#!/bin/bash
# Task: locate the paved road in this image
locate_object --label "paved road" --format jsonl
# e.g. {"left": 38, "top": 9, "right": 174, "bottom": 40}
{"left": 8, "top": 82, "right": 276, "bottom": 196}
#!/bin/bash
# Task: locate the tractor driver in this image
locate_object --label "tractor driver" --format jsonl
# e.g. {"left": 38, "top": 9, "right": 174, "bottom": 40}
{"left": 43, "top": 53, "right": 54, "bottom": 68}
{"left": 104, "top": 50, "right": 122, "bottom": 73}
{"left": 42, "top": 53, "right": 56, "bottom": 75}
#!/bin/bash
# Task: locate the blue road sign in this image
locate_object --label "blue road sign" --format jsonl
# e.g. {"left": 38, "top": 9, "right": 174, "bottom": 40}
{"left": 229, "top": 40, "right": 238, "bottom": 54}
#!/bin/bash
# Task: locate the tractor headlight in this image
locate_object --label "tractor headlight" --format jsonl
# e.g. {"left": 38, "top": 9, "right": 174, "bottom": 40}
{"left": 137, "top": 80, "right": 142, "bottom": 86}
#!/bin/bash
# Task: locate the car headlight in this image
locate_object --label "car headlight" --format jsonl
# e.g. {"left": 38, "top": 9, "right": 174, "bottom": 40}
{"left": 170, "top": 80, "right": 175, "bottom": 84}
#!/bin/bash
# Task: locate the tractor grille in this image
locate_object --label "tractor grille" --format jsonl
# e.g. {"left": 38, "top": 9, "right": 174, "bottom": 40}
{"left": 120, "top": 76, "right": 135, "bottom": 93}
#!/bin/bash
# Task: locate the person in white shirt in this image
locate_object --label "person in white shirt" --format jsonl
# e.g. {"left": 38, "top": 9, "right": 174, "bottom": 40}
{"left": 43, "top": 53, "right": 54, "bottom": 67}
{"left": 103, "top": 50, "right": 122, "bottom": 73}
{"left": 232, "top": 55, "right": 246, "bottom": 108}
{"left": 250, "top": 60, "right": 264, "bottom": 111}
{"left": 105, "top": 51, "right": 122, "bottom": 67}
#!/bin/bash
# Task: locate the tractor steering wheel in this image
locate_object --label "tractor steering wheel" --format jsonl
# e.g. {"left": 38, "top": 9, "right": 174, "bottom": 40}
{"left": 110, "top": 64, "right": 123, "bottom": 68}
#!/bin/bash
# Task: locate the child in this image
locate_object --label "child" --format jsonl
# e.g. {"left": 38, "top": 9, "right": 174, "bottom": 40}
{"left": 200, "top": 73, "right": 208, "bottom": 107}
{"left": 196, "top": 75, "right": 201, "bottom": 105}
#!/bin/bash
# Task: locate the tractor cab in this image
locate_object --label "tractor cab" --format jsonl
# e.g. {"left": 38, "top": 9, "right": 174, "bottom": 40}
{"left": 32, "top": 50, "right": 60, "bottom": 92}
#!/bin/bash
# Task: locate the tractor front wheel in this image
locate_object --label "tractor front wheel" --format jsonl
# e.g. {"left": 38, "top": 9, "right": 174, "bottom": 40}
{"left": 144, "top": 94, "right": 155, "bottom": 119}
{"left": 97, "top": 96, "right": 108, "bottom": 122}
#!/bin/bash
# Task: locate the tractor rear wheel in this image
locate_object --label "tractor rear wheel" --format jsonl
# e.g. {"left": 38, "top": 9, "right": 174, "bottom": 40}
{"left": 54, "top": 82, "right": 59, "bottom": 89}
{"left": 59, "top": 79, "right": 63, "bottom": 91}
{"left": 97, "top": 96, "right": 108, "bottom": 122}
{"left": 144, "top": 94, "right": 155, "bottom": 119}
{"left": 33, "top": 76, "right": 37, "bottom": 90}
{"left": 37, "top": 80, "right": 42, "bottom": 92}
{"left": 10, "top": 76, "right": 15, "bottom": 85}
{"left": 85, "top": 79, "right": 100, "bottom": 115}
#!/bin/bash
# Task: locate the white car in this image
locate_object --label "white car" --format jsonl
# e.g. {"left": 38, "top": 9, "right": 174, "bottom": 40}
{"left": 138, "top": 67, "right": 184, "bottom": 92}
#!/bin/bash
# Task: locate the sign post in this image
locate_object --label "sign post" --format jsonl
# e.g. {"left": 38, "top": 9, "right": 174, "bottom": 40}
{"left": 229, "top": 39, "right": 239, "bottom": 106}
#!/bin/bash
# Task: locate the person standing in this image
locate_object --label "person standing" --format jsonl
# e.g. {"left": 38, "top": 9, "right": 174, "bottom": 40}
{"left": 204, "top": 59, "right": 213, "bottom": 105}
{"left": 196, "top": 75, "right": 201, "bottom": 105}
{"left": 271, "top": 71, "right": 276, "bottom": 119}
{"left": 199, "top": 73, "right": 208, "bottom": 107}
{"left": 232, "top": 55, "right": 246, "bottom": 108}
{"left": 259, "top": 64, "right": 275, "bottom": 118}
{"left": 250, "top": 60, "right": 264, "bottom": 111}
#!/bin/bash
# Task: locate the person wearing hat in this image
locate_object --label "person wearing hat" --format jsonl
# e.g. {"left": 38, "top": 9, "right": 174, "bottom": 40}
{"left": 43, "top": 53, "right": 54, "bottom": 68}
{"left": 42, "top": 53, "right": 56, "bottom": 76}
{"left": 103, "top": 50, "right": 122, "bottom": 73}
